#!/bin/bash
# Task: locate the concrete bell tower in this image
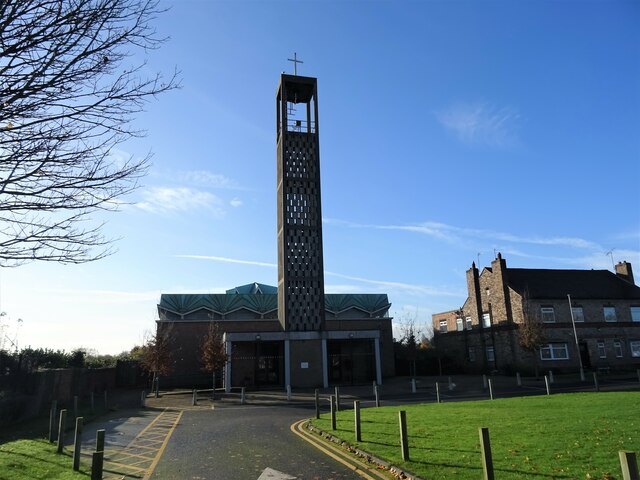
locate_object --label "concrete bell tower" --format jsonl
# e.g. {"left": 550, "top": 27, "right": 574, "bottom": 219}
{"left": 276, "top": 73, "right": 325, "bottom": 332}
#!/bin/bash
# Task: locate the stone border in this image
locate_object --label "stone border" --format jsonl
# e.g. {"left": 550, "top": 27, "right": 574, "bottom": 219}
{"left": 304, "top": 421, "right": 424, "bottom": 480}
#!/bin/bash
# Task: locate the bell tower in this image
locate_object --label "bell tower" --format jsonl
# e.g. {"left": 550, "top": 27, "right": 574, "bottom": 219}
{"left": 276, "top": 73, "right": 325, "bottom": 332}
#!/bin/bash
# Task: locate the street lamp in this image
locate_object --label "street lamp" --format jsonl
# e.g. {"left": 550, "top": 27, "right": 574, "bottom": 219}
{"left": 567, "top": 294, "right": 585, "bottom": 381}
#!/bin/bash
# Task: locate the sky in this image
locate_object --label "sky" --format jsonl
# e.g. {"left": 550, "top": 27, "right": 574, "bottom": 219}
{"left": 1, "top": 0, "right": 638, "bottom": 355}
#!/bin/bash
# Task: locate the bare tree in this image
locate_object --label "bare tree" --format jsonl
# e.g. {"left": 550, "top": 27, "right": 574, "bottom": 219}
{"left": 398, "top": 315, "right": 422, "bottom": 378}
{"left": 140, "top": 324, "right": 173, "bottom": 397}
{"left": 200, "top": 322, "right": 227, "bottom": 399}
{"left": 518, "top": 289, "right": 546, "bottom": 377}
{"left": 0, "top": 0, "right": 179, "bottom": 265}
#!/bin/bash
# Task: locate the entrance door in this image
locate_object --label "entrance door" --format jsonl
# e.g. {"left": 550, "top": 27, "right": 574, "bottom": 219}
{"left": 579, "top": 341, "right": 591, "bottom": 369}
{"left": 327, "top": 339, "right": 375, "bottom": 385}
{"left": 255, "top": 341, "right": 283, "bottom": 388}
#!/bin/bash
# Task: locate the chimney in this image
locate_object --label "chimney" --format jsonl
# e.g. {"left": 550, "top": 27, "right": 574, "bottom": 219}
{"left": 615, "top": 261, "right": 635, "bottom": 285}
{"left": 466, "top": 261, "right": 483, "bottom": 327}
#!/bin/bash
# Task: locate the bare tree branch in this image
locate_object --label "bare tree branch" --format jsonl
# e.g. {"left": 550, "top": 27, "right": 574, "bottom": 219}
{"left": 0, "top": 0, "right": 179, "bottom": 265}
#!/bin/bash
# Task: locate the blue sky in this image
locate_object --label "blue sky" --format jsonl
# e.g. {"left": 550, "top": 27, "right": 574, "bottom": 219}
{"left": 1, "top": 0, "right": 638, "bottom": 354}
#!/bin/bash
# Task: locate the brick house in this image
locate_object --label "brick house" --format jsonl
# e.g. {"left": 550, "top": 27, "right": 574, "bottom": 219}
{"left": 432, "top": 254, "right": 640, "bottom": 374}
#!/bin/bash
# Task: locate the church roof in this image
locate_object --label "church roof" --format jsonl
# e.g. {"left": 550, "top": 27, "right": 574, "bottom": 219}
{"left": 158, "top": 284, "right": 391, "bottom": 317}
{"left": 226, "top": 282, "right": 277, "bottom": 295}
{"left": 505, "top": 268, "right": 640, "bottom": 299}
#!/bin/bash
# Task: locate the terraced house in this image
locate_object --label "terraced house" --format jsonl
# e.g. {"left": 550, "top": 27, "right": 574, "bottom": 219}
{"left": 432, "top": 254, "right": 640, "bottom": 374}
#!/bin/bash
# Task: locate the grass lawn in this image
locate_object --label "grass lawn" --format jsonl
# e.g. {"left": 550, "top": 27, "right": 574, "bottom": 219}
{"left": 0, "top": 439, "right": 88, "bottom": 480}
{"left": 311, "top": 392, "right": 640, "bottom": 480}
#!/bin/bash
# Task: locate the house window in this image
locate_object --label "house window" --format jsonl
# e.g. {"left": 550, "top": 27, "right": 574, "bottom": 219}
{"left": 603, "top": 307, "right": 617, "bottom": 322}
{"left": 439, "top": 320, "right": 448, "bottom": 333}
{"left": 540, "top": 343, "right": 569, "bottom": 360}
{"left": 631, "top": 307, "right": 640, "bottom": 322}
{"left": 482, "top": 313, "right": 491, "bottom": 328}
{"left": 541, "top": 307, "right": 555, "bottom": 323}
{"left": 465, "top": 317, "right": 472, "bottom": 330}
{"left": 614, "top": 340, "right": 623, "bottom": 358}
{"left": 456, "top": 318, "right": 464, "bottom": 331}
{"left": 571, "top": 307, "right": 585, "bottom": 323}
{"left": 597, "top": 341, "right": 607, "bottom": 359}
{"left": 486, "top": 346, "right": 495, "bottom": 362}
{"left": 630, "top": 341, "right": 640, "bottom": 358}
{"left": 468, "top": 347, "right": 476, "bottom": 362}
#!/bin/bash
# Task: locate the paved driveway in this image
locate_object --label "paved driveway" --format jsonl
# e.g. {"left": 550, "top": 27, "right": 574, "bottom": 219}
{"left": 149, "top": 404, "right": 362, "bottom": 480}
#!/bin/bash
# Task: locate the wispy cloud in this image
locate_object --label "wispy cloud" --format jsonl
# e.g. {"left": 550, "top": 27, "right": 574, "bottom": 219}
{"left": 436, "top": 101, "right": 520, "bottom": 148}
{"left": 325, "top": 218, "right": 601, "bottom": 251}
{"left": 175, "top": 254, "right": 277, "bottom": 268}
{"left": 173, "top": 254, "right": 463, "bottom": 298}
{"left": 230, "top": 198, "right": 243, "bottom": 208}
{"left": 325, "top": 271, "right": 464, "bottom": 298}
{"left": 136, "top": 187, "right": 225, "bottom": 216}
{"left": 180, "top": 170, "right": 241, "bottom": 189}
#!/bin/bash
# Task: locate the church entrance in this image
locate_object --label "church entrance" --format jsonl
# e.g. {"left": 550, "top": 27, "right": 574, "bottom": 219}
{"left": 327, "top": 339, "right": 375, "bottom": 385}
{"left": 231, "top": 341, "right": 284, "bottom": 389}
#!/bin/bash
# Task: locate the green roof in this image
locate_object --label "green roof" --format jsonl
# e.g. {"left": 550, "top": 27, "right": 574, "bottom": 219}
{"left": 226, "top": 282, "right": 278, "bottom": 295}
{"left": 159, "top": 284, "right": 390, "bottom": 317}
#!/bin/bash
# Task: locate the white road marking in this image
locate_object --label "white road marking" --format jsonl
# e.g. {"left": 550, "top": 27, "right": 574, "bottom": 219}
{"left": 257, "top": 467, "right": 297, "bottom": 479}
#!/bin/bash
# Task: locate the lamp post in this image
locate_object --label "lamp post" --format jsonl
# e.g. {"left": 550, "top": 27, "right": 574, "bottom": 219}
{"left": 567, "top": 294, "right": 585, "bottom": 381}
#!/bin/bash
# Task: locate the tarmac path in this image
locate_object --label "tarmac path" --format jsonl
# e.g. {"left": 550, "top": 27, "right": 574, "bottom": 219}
{"left": 148, "top": 404, "right": 363, "bottom": 480}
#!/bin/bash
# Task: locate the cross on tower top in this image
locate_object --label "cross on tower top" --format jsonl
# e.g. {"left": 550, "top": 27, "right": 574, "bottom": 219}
{"left": 287, "top": 52, "right": 303, "bottom": 75}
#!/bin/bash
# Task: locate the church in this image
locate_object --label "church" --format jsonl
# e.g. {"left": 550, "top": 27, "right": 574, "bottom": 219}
{"left": 155, "top": 72, "right": 395, "bottom": 389}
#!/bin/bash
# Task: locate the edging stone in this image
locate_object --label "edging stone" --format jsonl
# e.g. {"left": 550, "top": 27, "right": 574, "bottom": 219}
{"left": 304, "top": 422, "right": 424, "bottom": 480}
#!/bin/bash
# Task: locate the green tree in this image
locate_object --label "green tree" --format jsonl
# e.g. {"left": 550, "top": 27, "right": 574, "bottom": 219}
{"left": 0, "top": 0, "right": 178, "bottom": 265}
